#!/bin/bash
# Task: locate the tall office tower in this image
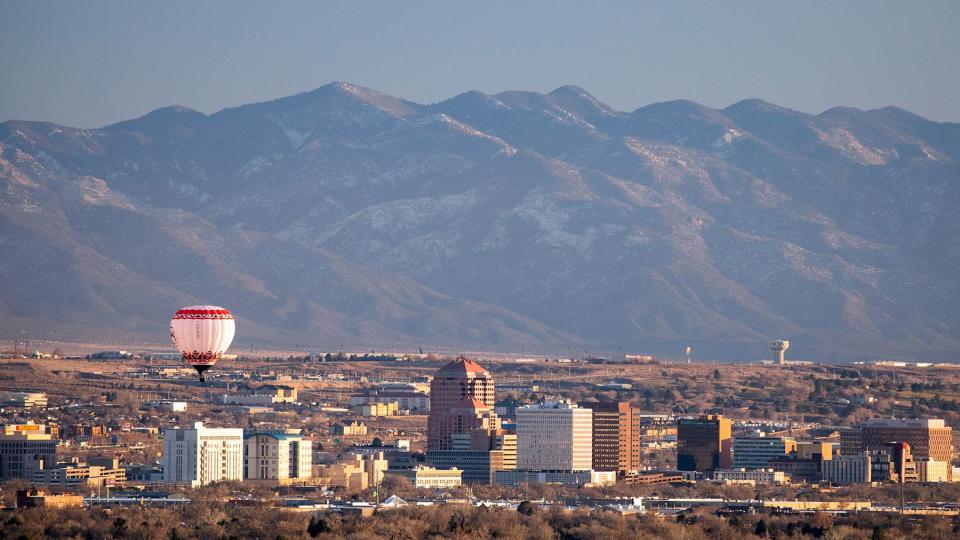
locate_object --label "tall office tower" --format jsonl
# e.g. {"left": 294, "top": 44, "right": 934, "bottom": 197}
{"left": 859, "top": 419, "right": 952, "bottom": 460}
{"left": 732, "top": 432, "right": 796, "bottom": 469}
{"left": 516, "top": 400, "right": 593, "bottom": 471}
{"left": 244, "top": 430, "right": 313, "bottom": 484}
{"left": 427, "top": 356, "right": 497, "bottom": 450}
{"left": 578, "top": 401, "right": 641, "bottom": 473}
{"left": 0, "top": 423, "right": 57, "bottom": 480}
{"left": 677, "top": 415, "right": 732, "bottom": 472}
{"left": 163, "top": 422, "right": 244, "bottom": 487}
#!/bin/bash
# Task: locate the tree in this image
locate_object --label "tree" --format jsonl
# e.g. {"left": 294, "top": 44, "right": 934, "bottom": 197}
{"left": 871, "top": 525, "right": 885, "bottom": 540}
{"left": 517, "top": 501, "right": 537, "bottom": 516}
{"left": 713, "top": 369, "right": 721, "bottom": 380}
{"left": 754, "top": 519, "right": 768, "bottom": 537}
{"left": 307, "top": 515, "right": 331, "bottom": 537}
{"left": 112, "top": 517, "right": 127, "bottom": 538}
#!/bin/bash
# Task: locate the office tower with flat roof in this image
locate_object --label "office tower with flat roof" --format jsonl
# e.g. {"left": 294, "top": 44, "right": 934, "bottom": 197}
{"left": 677, "top": 415, "right": 732, "bottom": 472}
{"left": 517, "top": 400, "right": 592, "bottom": 471}
{"left": 578, "top": 401, "right": 641, "bottom": 473}
{"left": 244, "top": 430, "right": 313, "bottom": 484}
{"left": 860, "top": 419, "right": 952, "bottom": 463}
{"left": 733, "top": 432, "right": 796, "bottom": 469}
{"left": 163, "top": 422, "right": 244, "bottom": 487}
{"left": 0, "top": 423, "right": 57, "bottom": 480}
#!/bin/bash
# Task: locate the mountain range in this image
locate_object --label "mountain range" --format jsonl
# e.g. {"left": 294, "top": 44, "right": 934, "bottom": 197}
{"left": 2, "top": 82, "right": 958, "bottom": 361}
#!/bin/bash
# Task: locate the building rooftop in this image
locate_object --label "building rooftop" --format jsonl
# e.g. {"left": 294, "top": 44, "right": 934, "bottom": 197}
{"left": 437, "top": 356, "right": 488, "bottom": 376}
{"left": 863, "top": 418, "right": 946, "bottom": 429}
{"left": 452, "top": 397, "right": 490, "bottom": 411}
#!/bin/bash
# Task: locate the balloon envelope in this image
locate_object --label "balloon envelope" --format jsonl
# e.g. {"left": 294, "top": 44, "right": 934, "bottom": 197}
{"left": 169, "top": 305, "right": 235, "bottom": 379}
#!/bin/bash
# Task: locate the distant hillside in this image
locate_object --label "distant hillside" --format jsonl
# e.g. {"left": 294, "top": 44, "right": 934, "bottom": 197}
{"left": 2, "top": 82, "right": 959, "bottom": 360}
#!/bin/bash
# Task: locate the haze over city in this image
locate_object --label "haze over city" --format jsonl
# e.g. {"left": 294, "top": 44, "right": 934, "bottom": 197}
{"left": 1, "top": 2, "right": 960, "bottom": 539}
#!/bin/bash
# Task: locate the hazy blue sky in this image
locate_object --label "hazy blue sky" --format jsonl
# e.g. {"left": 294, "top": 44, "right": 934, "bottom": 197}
{"left": 2, "top": 1, "right": 959, "bottom": 127}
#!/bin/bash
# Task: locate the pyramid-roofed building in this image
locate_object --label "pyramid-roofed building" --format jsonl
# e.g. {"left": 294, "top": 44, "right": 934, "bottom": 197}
{"left": 427, "top": 355, "right": 497, "bottom": 450}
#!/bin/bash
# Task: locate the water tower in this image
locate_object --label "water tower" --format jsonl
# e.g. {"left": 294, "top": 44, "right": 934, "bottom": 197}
{"left": 770, "top": 339, "right": 790, "bottom": 365}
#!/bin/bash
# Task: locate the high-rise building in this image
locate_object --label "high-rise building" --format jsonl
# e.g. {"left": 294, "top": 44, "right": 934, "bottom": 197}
{"left": 732, "top": 432, "right": 795, "bottom": 469}
{"left": 0, "top": 423, "right": 57, "bottom": 480}
{"left": 677, "top": 415, "right": 732, "bottom": 472}
{"left": 516, "top": 400, "right": 592, "bottom": 472}
{"left": 162, "top": 422, "right": 244, "bottom": 487}
{"left": 578, "top": 401, "right": 641, "bottom": 473}
{"left": 244, "top": 430, "right": 313, "bottom": 484}
{"left": 427, "top": 356, "right": 497, "bottom": 450}
{"left": 860, "top": 419, "right": 952, "bottom": 463}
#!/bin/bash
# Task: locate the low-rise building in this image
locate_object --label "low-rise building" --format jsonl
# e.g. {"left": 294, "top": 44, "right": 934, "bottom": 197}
{"left": 492, "top": 469, "right": 616, "bottom": 486}
{"left": 917, "top": 459, "right": 950, "bottom": 483}
{"left": 124, "top": 465, "right": 163, "bottom": 483}
{"left": 16, "top": 489, "right": 84, "bottom": 508}
{"left": 63, "top": 424, "right": 108, "bottom": 439}
{"left": 350, "top": 390, "right": 430, "bottom": 412}
{"left": 224, "top": 384, "right": 298, "bottom": 405}
{"left": 622, "top": 471, "right": 686, "bottom": 485}
{"left": 352, "top": 402, "right": 399, "bottom": 417}
{"left": 385, "top": 466, "right": 462, "bottom": 488}
{"left": 317, "top": 453, "right": 389, "bottom": 490}
{"left": 332, "top": 421, "right": 368, "bottom": 436}
{"left": 0, "top": 392, "right": 48, "bottom": 409}
{"left": 711, "top": 468, "right": 789, "bottom": 485}
{"left": 33, "top": 458, "right": 126, "bottom": 489}
{"left": 168, "top": 401, "right": 187, "bottom": 412}
{"left": 768, "top": 457, "right": 821, "bottom": 483}
{"left": 349, "top": 440, "right": 413, "bottom": 469}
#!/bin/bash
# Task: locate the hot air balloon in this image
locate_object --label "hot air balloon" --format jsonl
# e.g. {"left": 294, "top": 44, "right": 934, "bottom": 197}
{"left": 169, "top": 305, "right": 236, "bottom": 382}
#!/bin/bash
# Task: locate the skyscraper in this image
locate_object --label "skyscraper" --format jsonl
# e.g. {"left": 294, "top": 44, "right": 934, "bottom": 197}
{"left": 516, "top": 400, "right": 592, "bottom": 472}
{"left": 578, "top": 401, "right": 641, "bottom": 473}
{"left": 677, "top": 415, "right": 732, "bottom": 472}
{"left": 427, "top": 356, "right": 497, "bottom": 450}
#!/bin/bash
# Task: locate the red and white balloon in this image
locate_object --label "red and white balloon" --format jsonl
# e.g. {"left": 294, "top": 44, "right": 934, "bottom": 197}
{"left": 169, "top": 305, "right": 236, "bottom": 381}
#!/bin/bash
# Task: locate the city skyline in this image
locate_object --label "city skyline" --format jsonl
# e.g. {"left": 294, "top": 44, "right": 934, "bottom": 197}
{"left": 2, "top": 2, "right": 959, "bottom": 535}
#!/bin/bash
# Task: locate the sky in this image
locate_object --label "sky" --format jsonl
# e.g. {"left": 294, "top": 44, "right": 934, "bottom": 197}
{"left": 2, "top": 1, "right": 959, "bottom": 128}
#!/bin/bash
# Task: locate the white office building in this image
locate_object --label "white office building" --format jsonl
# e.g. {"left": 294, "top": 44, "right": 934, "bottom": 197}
{"left": 162, "top": 422, "right": 244, "bottom": 487}
{"left": 517, "top": 400, "right": 592, "bottom": 471}
{"left": 244, "top": 430, "right": 313, "bottom": 483}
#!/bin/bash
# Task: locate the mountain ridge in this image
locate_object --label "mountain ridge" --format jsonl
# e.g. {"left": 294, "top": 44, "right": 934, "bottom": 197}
{"left": 2, "top": 82, "right": 958, "bottom": 360}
